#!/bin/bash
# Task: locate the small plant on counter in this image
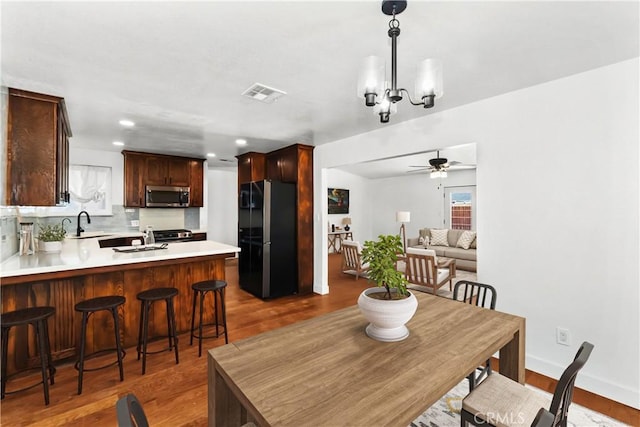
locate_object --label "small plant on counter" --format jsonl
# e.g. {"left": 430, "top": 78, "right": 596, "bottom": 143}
{"left": 37, "top": 224, "right": 67, "bottom": 242}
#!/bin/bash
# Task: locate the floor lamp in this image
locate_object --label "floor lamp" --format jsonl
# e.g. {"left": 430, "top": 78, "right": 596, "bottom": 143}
{"left": 396, "top": 211, "right": 411, "bottom": 252}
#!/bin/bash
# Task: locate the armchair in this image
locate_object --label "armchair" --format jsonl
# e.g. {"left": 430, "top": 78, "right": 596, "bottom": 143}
{"left": 404, "top": 247, "right": 456, "bottom": 295}
{"left": 341, "top": 240, "right": 369, "bottom": 280}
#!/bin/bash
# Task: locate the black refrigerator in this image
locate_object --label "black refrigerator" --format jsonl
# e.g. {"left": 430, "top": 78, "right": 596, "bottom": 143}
{"left": 238, "top": 180, "right": 297, "bottom": 299}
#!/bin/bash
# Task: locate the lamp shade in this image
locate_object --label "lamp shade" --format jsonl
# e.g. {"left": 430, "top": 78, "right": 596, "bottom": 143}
{"left": 357, "top": 56, "right": 386, "bottom": 98}
{"left": 342, "top": 217, "right": 352, "bottom": 225}
{"left": 396, "top": 211, "right": 411, "bottom": 223}
{"left": 414, "top": 58, "right": 443, "bottom": 100}
{"left": 430, "top": 170, "right": 448, "bottom": 179}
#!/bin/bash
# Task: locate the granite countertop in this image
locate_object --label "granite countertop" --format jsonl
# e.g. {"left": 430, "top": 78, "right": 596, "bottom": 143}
{"left": 1, "top": 236, "right": 239, "bottom": 279}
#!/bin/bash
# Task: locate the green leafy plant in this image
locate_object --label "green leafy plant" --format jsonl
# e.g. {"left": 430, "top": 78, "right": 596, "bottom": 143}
{"left": 361, "top": 234, "right": 409, "bottom": 300}
{"left": 37, "top": 224, "right": 67, "bottom": 242}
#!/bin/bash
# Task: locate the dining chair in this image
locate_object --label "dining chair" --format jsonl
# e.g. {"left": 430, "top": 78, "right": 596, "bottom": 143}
{"left": 453, "top": 280, "right": 498, "bottom": 392}
{"left": 116, "top": 393, "right": 149, "bottom": 427}
{"left": 404, "top": 247, "right": 456, "bottom": 295}
{"left": 341, "top": 240, "right": 369, "bottom": 280}
{"left": 461, "top": 341, "right": 594, "bottom": 427}
{"left": 531, "top": 408, "right": 556, "bottom": 427}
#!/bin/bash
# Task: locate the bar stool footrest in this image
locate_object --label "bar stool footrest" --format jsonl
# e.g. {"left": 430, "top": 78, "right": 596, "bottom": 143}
{"left": 191, "top": 323, "right": 227, "bottom": 340}
{"left": 2, "top": 365, "right": 56, "bottom": 396}
{"left": 137, "top": 336, "right": 179, "bottom": 355}
{"left": 74, "top": 348, "right": 126, "bottom": 372}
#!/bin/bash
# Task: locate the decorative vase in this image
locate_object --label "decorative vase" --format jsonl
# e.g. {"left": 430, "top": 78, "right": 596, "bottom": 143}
{"left": 39, "top": 241, "right": 63, "bottom": 253}
{"left": 357, "top": 288, "right": 418, "bottom": 342}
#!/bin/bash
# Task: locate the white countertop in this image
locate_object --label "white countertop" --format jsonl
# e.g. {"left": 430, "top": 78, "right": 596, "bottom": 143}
{"left": 1, "top": 238, "right": 240, "bottom": 279}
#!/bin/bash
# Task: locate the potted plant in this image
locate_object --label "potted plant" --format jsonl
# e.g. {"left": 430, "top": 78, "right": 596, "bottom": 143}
{"left": 37, "top": 224, "right": 66, "bottom": 252}
{"left": 357, "top": 234, "right": 418, "bottom": 342}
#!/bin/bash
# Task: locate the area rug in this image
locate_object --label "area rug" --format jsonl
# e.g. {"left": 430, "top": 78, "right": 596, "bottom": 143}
{"left": 409, "top": 378, "right": 625, "bottom": 427}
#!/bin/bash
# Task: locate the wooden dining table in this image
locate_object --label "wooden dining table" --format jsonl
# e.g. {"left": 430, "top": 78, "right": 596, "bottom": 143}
{"left": 208, "top": 292, "right": 525, "bottom": 427}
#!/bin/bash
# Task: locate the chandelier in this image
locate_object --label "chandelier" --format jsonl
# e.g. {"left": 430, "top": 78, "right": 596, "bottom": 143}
{"left": 357, "top": 0, "right": 443, "bottom": 123}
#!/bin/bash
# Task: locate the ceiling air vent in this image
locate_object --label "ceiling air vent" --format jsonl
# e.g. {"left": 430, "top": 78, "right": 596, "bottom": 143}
{"left": 242, "top": 83, "right": 286, "bottom": 104}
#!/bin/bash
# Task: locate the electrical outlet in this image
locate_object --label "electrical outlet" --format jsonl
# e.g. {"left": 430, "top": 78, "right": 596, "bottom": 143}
{"left": 131, "top": 220, "right": 139, "bottom": 227}
{"left": 556, "top": 327, "right": 571, "bottom": 346}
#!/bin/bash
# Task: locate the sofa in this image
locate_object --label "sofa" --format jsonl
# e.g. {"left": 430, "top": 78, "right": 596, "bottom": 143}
{"left": 407, "top": 228, "right": 477, "bottom": 272}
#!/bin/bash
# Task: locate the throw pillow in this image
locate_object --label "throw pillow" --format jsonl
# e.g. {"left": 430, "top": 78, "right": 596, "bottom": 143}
{"left": 456, "top": 231, "right": 477, "bottom": 250}
{"left": 429, "top": 229, "right": 449, "bottom": 246}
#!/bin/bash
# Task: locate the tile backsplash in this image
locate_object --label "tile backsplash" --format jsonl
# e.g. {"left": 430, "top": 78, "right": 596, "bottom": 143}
{"left": 0, "top": 206, "right": 200, "bottom": 260}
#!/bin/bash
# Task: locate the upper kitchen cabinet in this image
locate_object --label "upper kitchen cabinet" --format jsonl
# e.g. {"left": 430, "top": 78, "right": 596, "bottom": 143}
{"left": 122, "top": 151, "right": 204, "bottom": 208}
{"left": 266, "top": 147, "right": 298, "bottom": 183}
{"left": 236, "top": 152, "right": 265, "bottom": 184}
{"left": 5, "top": 88, "right": 72, "bottom": 206}
{"left": 145, "top": 155, "right": 190, "bottom": 186}
{"left": 189, "top": 159, "right": 205, "bottom": 207}
{"left": 123, "top": 151, "right": 146, "bottom": 207}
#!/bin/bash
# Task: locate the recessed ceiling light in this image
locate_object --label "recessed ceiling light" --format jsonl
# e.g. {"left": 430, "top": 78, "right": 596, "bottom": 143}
{"left": 119, "top": 119, "right": 135, "bottom": 127}
{"left": 207, "top": 153, "right": 216, "bottom": 158}
{"left": 235, "top": 139, "right": 247, "bottom": 146}
{"left": 113, "top": 141, "right": 125, "bottom": 146}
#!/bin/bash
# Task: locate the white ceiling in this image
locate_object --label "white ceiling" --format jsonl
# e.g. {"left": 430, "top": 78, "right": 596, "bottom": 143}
{"left": 2, "top": 1, "right": 638, "bottom": 175}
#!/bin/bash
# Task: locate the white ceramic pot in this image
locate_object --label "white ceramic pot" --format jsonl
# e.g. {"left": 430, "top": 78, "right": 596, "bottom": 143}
{"left": 39, "top": 241, "right": 63, "bottom": 252}
{"left": 357, "top": 288, "right": 418, "bottom": 342}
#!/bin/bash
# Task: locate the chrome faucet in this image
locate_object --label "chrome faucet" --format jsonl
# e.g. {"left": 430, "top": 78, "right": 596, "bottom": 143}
{"left": 61, "top": 217, "right": 72, "bottom": 234}
{"left": 76, "top": 211, "right": 91, "bottom": 237}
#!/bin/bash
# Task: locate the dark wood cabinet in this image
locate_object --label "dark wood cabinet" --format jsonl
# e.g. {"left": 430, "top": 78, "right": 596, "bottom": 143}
{"left": 5, "top": 88, "right": 72, "bottom": 206}
{"left": 237, "top": 144, "right": 314, "bottom": 295}
{"left": 145, "top": 155, "right": 190, "bottom": 186}
{"left": 189, "top": 159, "right": 205, "bottom": 207}
{"left": 266, "top": 148, "right": 298, "bottom": 183}
{"left": 123, "top": 152, "right": 146, "bottom": 207}
{"left": 236, "top": 152, "right": 266, "bottom": 184}
{"left": 122, "top": 151, "right": 204, "bottom": 208}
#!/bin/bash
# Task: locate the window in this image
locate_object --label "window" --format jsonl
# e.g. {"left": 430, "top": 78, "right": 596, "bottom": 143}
{"left": 445, "top": 187, "right": 475, "bottom": 230}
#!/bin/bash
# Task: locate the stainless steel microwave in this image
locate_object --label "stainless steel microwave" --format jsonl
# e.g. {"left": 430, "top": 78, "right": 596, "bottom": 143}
{"left": 145, "top": 185, "right": 190, "bottom": 208}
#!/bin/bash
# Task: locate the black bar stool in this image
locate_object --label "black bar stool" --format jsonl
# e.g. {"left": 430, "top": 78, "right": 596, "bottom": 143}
{"left": 74, "top": 295, "right": 126, "bottom": 395}
{"left": 1, "top": 306, "right": 56, "bottom": 405}
{"left": 190, "top": 280, "right": 228, "bottom": 357}
{"left": 136, "top": 287, "right": 179, "bottom": 374}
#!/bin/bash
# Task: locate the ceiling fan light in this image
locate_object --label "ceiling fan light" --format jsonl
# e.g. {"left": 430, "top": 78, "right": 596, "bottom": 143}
{"left": 357, "top": 56, "right": 386, "bottom": 104}
{"left": 415, "top": 58, "right": 443, "bottom": 102}
{"left": 430, "top": 170, "right": 447, "bottom": 179}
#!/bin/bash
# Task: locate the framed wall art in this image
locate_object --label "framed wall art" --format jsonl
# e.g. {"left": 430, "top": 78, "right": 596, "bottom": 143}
{"left": 328, "top": 188, "right": 349, "bottom": 214}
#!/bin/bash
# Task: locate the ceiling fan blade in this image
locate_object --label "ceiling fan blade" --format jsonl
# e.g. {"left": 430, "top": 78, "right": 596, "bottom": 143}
{"left": 406, "top": 168, "right": 430, "bottom": 173}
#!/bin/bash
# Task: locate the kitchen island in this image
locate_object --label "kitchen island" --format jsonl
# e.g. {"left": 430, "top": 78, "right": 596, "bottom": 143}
{"left": 1, "top": 238, "right": 239, "bottom": 375}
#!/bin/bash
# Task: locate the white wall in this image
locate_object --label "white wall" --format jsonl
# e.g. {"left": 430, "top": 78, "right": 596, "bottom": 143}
{"left": 368, "top": 169, "right": 476, "bottom": 239}
{"left": 326, "top": 169, "right": 372, "bottom": 243}
{"left": 314, "top": 59, "right": 639, "bottom": 408}
{"left": 206, "top": 168, "right": 237, "bottom": 246}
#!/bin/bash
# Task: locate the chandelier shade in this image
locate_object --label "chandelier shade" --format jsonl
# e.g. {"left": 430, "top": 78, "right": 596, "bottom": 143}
{"left": 358, "top": 0, "right": 443, "bottom": 122}
{"left": 357, "top": 56, "right": 386, "bottom": 106}
{"left": 415, "top": 59, "right": 443, "bottom": 107}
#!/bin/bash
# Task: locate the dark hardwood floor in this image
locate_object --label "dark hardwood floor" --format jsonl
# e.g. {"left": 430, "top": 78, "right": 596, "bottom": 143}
{"left": 1, "top": 254, "right": 637, "bottom": 426}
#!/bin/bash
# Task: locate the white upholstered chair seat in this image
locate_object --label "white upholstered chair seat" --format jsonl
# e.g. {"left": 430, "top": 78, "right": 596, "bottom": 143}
{"left": 462, "top": 373, "right": 551, "bottom": 427}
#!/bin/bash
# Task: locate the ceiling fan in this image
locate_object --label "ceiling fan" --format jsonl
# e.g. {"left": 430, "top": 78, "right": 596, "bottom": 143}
{"left": 408, "top": 151, "right": 452, "bottom": 172}
{"left": 407, "top": 150, "right": 475, "bottom": 178}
